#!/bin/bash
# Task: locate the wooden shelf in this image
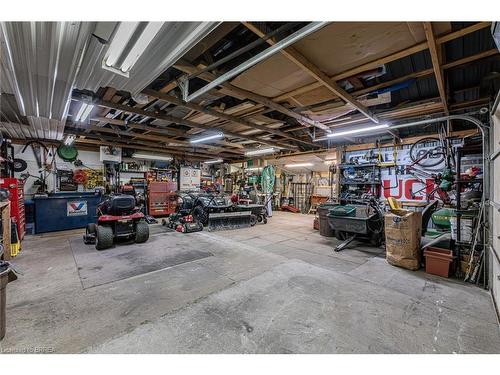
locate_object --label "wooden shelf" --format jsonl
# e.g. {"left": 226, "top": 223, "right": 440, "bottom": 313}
{"left": 0, "top": 201, "right": 11, "bottom": 260}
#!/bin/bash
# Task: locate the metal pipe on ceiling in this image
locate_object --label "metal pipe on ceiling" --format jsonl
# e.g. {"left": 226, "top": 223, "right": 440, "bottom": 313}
{"left": 188, "top": 22, "right": 301, "bottom": 79}
{"left": 181, "top": 21, "right": 330, "bottom": 103}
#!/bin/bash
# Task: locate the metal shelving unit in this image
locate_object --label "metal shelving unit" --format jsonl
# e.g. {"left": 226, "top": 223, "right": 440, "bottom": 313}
{"left": 339, "top": 163, "right": 382, "bottom": 201}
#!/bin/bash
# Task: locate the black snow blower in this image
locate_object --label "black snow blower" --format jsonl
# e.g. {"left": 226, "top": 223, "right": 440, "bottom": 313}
{"left": 192, "top": 193, "right": 252, "bottom": 231}
{"left": 164, "top": 192, "right": 253, "bottom": 232}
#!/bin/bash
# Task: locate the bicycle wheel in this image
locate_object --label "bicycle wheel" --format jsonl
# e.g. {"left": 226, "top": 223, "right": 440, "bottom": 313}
{"left": 409, "top": 137, "right": 446, "bottom": 168}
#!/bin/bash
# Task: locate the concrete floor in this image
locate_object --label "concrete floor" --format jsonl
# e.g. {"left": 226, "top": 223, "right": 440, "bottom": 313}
{"left": 1, "top": 212, "right": 499, "bottom": 353}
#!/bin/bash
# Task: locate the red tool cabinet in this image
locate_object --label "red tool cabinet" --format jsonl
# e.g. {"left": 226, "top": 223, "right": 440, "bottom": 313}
{"left": 0, "top": 177, "right": 25, "bottom": 240}
{"left": 147, "top": 181, "right": 177, "bottom": 217}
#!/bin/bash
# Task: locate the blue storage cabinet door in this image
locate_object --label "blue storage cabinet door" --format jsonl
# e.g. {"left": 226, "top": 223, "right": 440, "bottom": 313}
{"left": 34, "top": 195, "right": 101, "bottom": 233}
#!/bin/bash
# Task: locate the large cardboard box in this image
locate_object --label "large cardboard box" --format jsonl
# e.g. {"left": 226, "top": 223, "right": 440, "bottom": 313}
{"left": 385, "top": 209, "right": 422, "bottom": 270}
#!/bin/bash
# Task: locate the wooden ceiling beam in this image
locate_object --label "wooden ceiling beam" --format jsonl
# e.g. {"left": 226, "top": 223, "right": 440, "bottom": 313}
{"left": 67, "top": 129, "right": 234, "bottom": 160}
{"left": 85, "top": 96, "right": 298, "bottom": 150}
{"left": 74, "top": 138, "right": 208, "bottom": 161}
{"left": 79, "top": 124, "right": 243, "bottom": 156}
{"left": 242, "top": 22, "right": 379, "bottom": 124}
{"left": 300, "top": 47, "right": 499, "bottom": 114}
{"left": 424, "top": 22, "right": 449, "bottom": 114}
{"left": 272, "top": 22, "right": 492, "bottom": 103}
{"left": 91, "top": 116, "right": 245, "bottom": 149}
{"left": 173, "top": 60, "right": 331, "bottom": 132}
{"left": 142, "top": 88, "right": 319, "bottom": 148}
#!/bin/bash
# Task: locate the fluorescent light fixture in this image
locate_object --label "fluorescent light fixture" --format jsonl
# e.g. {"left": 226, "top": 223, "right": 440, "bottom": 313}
{"left": 245, "top": 167, "right": 263, "bottom": 171}
{"left": 326, "top": 124, "right": 389, "bottom": 138}
{"left": 63, "top": 135, "right": 76, "bottom": 146}
{"left": 190, "top": 132, "right": 224, "bottom": 144}
{"left": 103, "top": 22, "right": 163, "bottom": 77}
{"left": 324, "top": 160, "right": 336, "bottom": 165}
{"left": 203, "top": 159, "right": 223, "bottom": 165}
{"left": 75, "top": 103, "right": 94, "bottom": 122}
{"left": 245, "top": 147, "right": 279, "bottom": 156}
{"left": 285, "top": 163, "right": 314, "bottom": 168}
{"left": 132, "top": 152, "right": 172, "bottom": 161}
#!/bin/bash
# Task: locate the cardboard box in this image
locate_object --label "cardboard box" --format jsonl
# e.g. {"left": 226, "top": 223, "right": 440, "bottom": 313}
{"left": 385, "top": 209, "right": 422, "bottom": 270}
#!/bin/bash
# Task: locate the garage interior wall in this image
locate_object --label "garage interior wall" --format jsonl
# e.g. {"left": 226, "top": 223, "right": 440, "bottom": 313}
{"left": 12, "top": 145, "right": 102, "bottom": 197}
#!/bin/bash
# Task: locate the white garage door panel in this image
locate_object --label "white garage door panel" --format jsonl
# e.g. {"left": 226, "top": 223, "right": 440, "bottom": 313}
{"left": 493, "top": 209, "right": 500, "bottom": 253}
{"left": 492, "top": 250, "right": 500, "bottom": 317}
{"left": 491, "top": 99, "right": 500, "bottom": 318}
{"left": 495, "top": 158, "right": 500, "bottom": 203}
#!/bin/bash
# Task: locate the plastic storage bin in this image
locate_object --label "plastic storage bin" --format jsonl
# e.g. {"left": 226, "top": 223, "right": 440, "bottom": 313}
{"left": 424, "top": 247, "right": 454, "bottom": 277}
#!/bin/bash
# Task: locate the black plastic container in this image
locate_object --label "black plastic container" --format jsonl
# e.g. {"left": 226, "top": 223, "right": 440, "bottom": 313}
{"left": 317, "top": 203, "right": 337, "bottom": 237}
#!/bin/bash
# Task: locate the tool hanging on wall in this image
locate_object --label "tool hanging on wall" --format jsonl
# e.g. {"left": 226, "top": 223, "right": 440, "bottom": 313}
{"left": 12, "top": 159, "right": 27, "bottom": 172}
{"left": 21, "top": 140, "right": 49, "bottom": 169}
{"left": 57, "top": 144, "right": 79, "bottom": 162}
{"left": 73, "top": 169, "right": 88, "bottom": 185}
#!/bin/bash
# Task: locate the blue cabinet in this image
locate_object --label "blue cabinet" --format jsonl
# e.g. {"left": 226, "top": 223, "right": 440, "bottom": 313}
{"left": 34, "top": 192, "right": 102, "bottom": 233}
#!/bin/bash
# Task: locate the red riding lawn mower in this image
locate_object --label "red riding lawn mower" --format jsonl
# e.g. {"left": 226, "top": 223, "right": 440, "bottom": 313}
{"left": 83, "top": 194, "right": 149, "bottom": 250}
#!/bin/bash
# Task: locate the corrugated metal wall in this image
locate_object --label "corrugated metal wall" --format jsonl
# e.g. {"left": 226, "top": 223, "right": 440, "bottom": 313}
{"left": 0, "top": 22, "right": 95, "bottom": 140}
{"left": 0, "top": 21, "right": 220, "bottom": 141}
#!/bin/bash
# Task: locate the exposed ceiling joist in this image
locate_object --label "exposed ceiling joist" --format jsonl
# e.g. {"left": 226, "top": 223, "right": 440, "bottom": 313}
{"left": 67, "top": 128, "right": 232, "bottom": 160}
{"left": 172, "top": 60, "right": 331, "bottom": 132}
{"left": 423, "top": 22, "right": 449, "bottom": 114}
{"left": 91, "top": 115, "right": 245, "bottom": 149}
{"left": 80, "top": 123, "right": 243, "bottom": 155}
{"left": 74, "top": 137, "right": 209, "bottom": 161}
{"left": 272, "top": 22, "right": 492, "bottom": 103}
{"left": 305, "top": 47, "right": 499, "bottom": 113}
{"left": 242, "top": 22, "right": 379, "bottom": 124}
{"left": 80, "top": 96, "right": 299, "bottom": 150}
{"left": 142, "top": 88, "right": 319, "bottom": 148}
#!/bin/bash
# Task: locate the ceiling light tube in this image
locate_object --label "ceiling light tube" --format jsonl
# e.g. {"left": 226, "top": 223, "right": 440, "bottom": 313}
{"left": 120, "top": 23, "right": 163, "bottom": 73}
{"left": 104, "top": 22, "right": 139, "bottom": 68}
{"left": 103, "top": 22, "right": 163, "bottom": 77}
{"left": 245, "top": 147, "right": 279, "bottom": 156}
{"left": 285, "top": 163, "right": 314, "bottom": 168}
{"left": 75, "top": 103, "right": 94, "bottom": 122}
{"left": 190, "top": 132, "right": 224, "bottom": 144}
{"left": 132, "top": 152, "right": 172, "bottom": 161}
{"left": 326, "top": 124, "right": 389, "bottom": 138}
{"left": 63, "top": 135, "right": 76, "bottom": 146}
{"left": 245, "top": 167, "right": 263, "bottom": 171}
{"left": 203, "top": 159, "right": 223, "bottom": 165}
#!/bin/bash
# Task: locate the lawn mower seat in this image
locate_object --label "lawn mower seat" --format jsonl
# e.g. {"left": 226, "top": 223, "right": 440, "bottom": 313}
{"left": 101, "top": 194, "right": 136, "bottom": 216}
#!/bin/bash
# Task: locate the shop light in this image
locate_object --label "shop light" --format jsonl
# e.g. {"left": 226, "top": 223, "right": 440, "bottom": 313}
{"left": 244, "top": 147, "right": 279, "bottom": 156}
{"left": 75, "top": 103, "right": 94, "bottom": 122}
{"left": 203, "top": 159, "right": 223, "bottom": 165}
{"left": 132, "top": 152, "right": 172, "bottom": 161}
{"left": 190, "top": 132, "right": 224, "bottom": 144}
{"left": 63, "top": 135, "right": 76, "bottom": 146}
{"left": 285, "top": 163, "right": 314, "bottom": 168}
{"left": 326, "top": 124, "right": 389, "bottom": 138}
{"left": 103, "top": 22, "right": 163, "bottom": 77}
{"left": 245, "top": 167, "right": 263, "bottom": 171}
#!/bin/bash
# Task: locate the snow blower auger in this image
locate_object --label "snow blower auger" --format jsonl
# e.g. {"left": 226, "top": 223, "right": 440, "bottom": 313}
{"left": 192, "top": 193, "right": 252, "bottom": 232}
